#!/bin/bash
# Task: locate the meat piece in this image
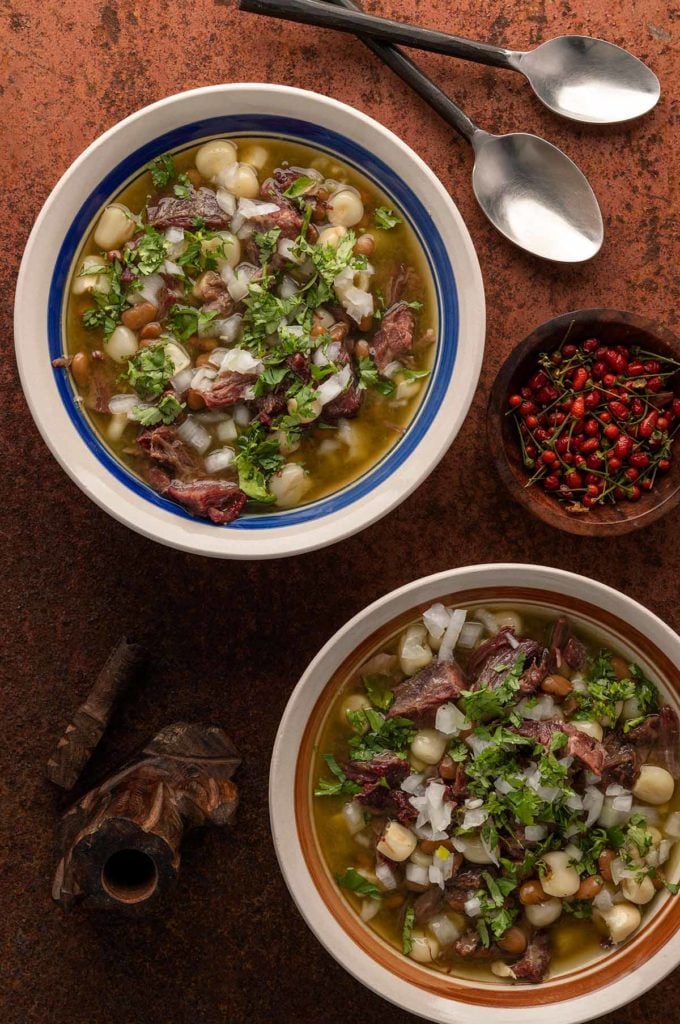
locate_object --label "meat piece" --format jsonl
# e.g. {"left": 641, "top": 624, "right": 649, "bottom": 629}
{"left": 387, "top": 263, "right": 420, "bottom": 305}
{"left": 355, "top": 781, "right": 391, "bottom": 811}
{"left": 255, "top": 177, "right": 304, "bottom": 239}
{"left": 164, "top": 479, "right": 247, "bottom": 524}
{"left": 600, "top": 733, "right": 639, "bottom": 790}
{"left": 193, "top": 271, "right": 235, "bottom": 317}
{"left": 147, "top": 187, "right": 230, "bottom": 230}
{"left": 84, "top": 363, "right": 113, "bottom": 414}
{"left": 344, "top": 752, "right": 411, "bottom": 789}
{"left": 320, "top": 341, "right": 364, "bottom": 421}
{"left": 414, "top": 886, "right": 446, "bottom": 924}
{"left": 627, "top": 705, "right": 680, "bottom": 778}
{"left": 514, "top": 718, "right": 605, "bottom": 775}
{"left": 137, "top": 425, "right": 199, "bottom": 479}
{"left": 386, "top": 661, "right": 467, "bottom": 723}
{"left": 467, "top": 629, "right": 545, "bottom": 692}
{"left": 370, "top": 303, "right": 415, "bottom": 374}
{"left": 155, "top": 274, "right": 186, "bottom": 321}
{"left": 445, "top": 761, "right": 469, "bottom": 799}
{"left": 453, "top": 930, "right": 500, "bottom": 959}
{"left": 255, "top": 389, "right": 287, "bottom": 425}
{"left": 202, "top": 372, "right": 258, "bottom": 409}
{"left": 445, "top": 868, "right": 485, "bottom": 912}
{"left": 355, "top": 784, "right": 418, "bottom": 823}
{"left": 389, "top": 789, "right": 419, "bottom": 824}
{"left": 511, "top": 932, "right": 551, "bottom": 983}
{"left": 549, "top": 616, "right": 586, "bottom": 672}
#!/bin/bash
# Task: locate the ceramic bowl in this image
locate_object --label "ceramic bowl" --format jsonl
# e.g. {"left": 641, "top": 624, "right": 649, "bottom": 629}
{"left": 487, "top": 309, "right": 680, "bottom": 536}
{"left": 14, "top": 84, "right": 485, "bottom": 559}
{"left": 270, "top": 563, "right": 680, "bottom": 1024}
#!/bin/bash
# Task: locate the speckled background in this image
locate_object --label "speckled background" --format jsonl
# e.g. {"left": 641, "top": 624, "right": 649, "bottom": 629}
{"left": 2, "top": 0, "right": 679, "bottom": 1021}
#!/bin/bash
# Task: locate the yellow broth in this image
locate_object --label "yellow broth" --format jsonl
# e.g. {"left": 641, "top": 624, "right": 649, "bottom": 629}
{"left": 312, "top": 603, "right": 680, "bottom": 982}
{"left": 63, "top": 138, "right": 437, "bottom": 512}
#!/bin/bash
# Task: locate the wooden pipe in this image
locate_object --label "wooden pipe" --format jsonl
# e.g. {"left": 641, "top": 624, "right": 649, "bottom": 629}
{"left": 53, "top": 722, "right": 240, "bottom": 910}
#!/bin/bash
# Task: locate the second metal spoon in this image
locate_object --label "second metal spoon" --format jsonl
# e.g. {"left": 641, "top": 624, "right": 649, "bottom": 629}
{"left": 241, "top": 0, "right": 660, "bottom": 124}
{"left": 239, "top": 0, "right": 604, "bottom": 262}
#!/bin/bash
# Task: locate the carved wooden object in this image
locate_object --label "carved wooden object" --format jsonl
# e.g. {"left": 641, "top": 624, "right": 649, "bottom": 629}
{"left": 47, "top": 637, "right": 145, "bottom": 790}
{"left": 53, "top": 722, "right": 240, "bottom": 910}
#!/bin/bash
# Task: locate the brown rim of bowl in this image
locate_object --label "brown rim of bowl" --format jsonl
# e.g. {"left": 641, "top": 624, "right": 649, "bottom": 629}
{"left": 487, "top": 308, "right": 680, "bottom": 537}
{"left": 294, "top": 586, "right": 680, "bottom": 1007}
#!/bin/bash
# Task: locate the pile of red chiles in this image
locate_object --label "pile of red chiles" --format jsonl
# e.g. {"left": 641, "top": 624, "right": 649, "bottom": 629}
{"left": 508, "top": 336, "right": 679, "bottom": 511}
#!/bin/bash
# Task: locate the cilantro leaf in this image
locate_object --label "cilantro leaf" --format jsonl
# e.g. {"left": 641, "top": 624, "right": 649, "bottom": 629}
{"left": 253, "top": 228, "right": 281, "bottom": 263}
{"left": 148, "top": 154, "right": 176, "bottom": 189}
{"left": 337, "top": 868, "right": 382, "bottom": 901}
{"left": 167, "top": 304, "right": 218, "bottom": 342}
{"left": 81, "top": 262, "right": 128, "bottom": 337}
{"left": 121, "top": 342, "right": 174, "bottom": 399}
{"left": 173, "top": 174, "right": 192, "bottom": 199}
{"left": 348, "top": 716, "right": 415, "bottom": 761}
{"left": 315, "top": 754, "right": 362, "bottom": 798}
{"left": 401, "top": 906, "right": 415, "bottom": 953}
{"left": 233, "top": 421, "right": 285, "bottom": 503}
{"left": 460, "top": 653, "right": 526, "bottom": 721}
{"left": 284, "top": 175, "right": 317, "bottom": 198}
{"left": 374, "top": 207, "right": 402, "bottom": 230}
{"left": 357, "top": 356, "right": 396, "bottom": 396}
{"left": 130, "top": 394, "right": 184, "bottom": 426}
{"left": 362, "top": 674, "right": 395, "bottom": 711}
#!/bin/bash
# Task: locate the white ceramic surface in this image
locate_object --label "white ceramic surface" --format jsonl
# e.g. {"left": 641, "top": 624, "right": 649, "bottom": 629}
{"left": 270, "top": 563, "right": 680, "bottom": 1023}
{"left": 14, "top": 84, "right": 485, "bottom": 559}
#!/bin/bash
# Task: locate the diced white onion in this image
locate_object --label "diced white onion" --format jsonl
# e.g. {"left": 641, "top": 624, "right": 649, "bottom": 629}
{"left": 316, "top": 364, "right": 352, "bottom": 407}
{"left": 236, "top": 198, "right": 280, "bottom": 220}
{"left": 220, "top": 348, "right": 263, "bottom": 375}
{"left": 612, "top": 794, "right": 633, "bottom": 813}
{"left": 519, "top": 695, "right": 559, "bottom": 721}
{"left": 507, "top": 633, "right": 520, "bottom": 650}
{"left": 171, "top": 367, "right": 195, "bottom": 395}
{"left": 593, "top": 888, "right": 614, "bottom": 911}
{"left": 375, "top": 859, "right": 399, "bottom": 891}
{"left": 658, "top": 840, "right": 672, "bottom": 865}
{"left": 165, "top": 226, "right": 185, "bottom": 244}
{"left": 278, "top": 274, "right": 299, "bottom": 300}
{"left": 342, "top": 285, "right": 374, "bottom": 324}
{"left": 438, "top": 609, "right": 467, "bottom": 663}
{"left": 382, "top": 360, "right": 402, "bottom": 379}
{"left": 611, "top": 857, "right": 636, "bottom": 885}
{"left": 233, "top": 404, "right": 251, "bottom": 426}
{"left": 277, "top": 236, "right": 303, "bottom": 263}
{"left": 108, "top": 394, "right": 140, "bottom": 415}
{"left": 473, "top": 609, "right": 499, "bottom": 635}
{"left": 401, "top": 773, "right": 426, "bottom": 795}
{"left": 360, "top": 898, "right": 381, "bottom": 922}
{"left": 466, "top": 735, "right": 493, "bottom": 756}
{"left": 192, "top": 367, "right": 217, "bottom": 392}
{"left": 216, "top": 418, "right": 238, "bottom": 443}
{"left": 435, "top": 702, "right": 468, "bottom": 738}
{"left": 177, "top": 416, "right": 211, "bottom": 454}
{"left": 566, "top": 793, "right": 584, "bottom": 811}
{"left": 462, "top": 808, "right": 488, "bottom": 830}
{"left": 664, "top": 812, "right": 680, "bottom": 839}
{"left": 405, "top": 862, "right": 429, "bottom": 887}
{"left": 428, "top": 853, "right": 455, "bottom": 889}
{"left": 162, "top": 259, "right": 184, "bottom": 277}
{"left": 457, "top": 622, "right": 484, "bottom": 650}
{"left": 494, "top": 777, "right": 514, "bottom": 796}
{"left": 464, "top": 896, "right": 481, "bottom": 917}
{"left": 583, "top": 786, "right": 605, "bottom": 826}
{"left": 606, "top": 784, "right": 629, "bottom": 797}
{"left": 208, "top": 347, "right": 229, "bottom": 367}
{"left": 428, "top": 913, "right": 461, "bottom": 946}
{"left": 423, "top": 604, "right": 450, "bottom": 641}
{"left": 133, "top": 272, "right": 165, "bottom": 306}
{"left": 216, "top": 188, "right": 237, "bottom": 216}
{"left": 216, "top": 314, "right": 243, "bottom": 344}
{"left": 204, "top": 447, "right": 235, "bottom": 474}
{"left": 342, "top": 800, "right": 364, "bottom": 836}
{"left": 525, "top": 825, "right": 548, "bottom": 842}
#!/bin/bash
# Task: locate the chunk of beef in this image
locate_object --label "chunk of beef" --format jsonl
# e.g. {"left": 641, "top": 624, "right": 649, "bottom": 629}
{"left": 256, "top": 177, "right": 305, "bottom": 239}
{"left": 344, "top": 752, "right": 410, "bottom": 789}
{"left": 444, "top": 761, "right": 469, "bottom": 799}
{"left": 164, "top": 479, "right": 247, "bottom": 524}
{"left": 413, "top": 885, "right": 446, "bottom": 924}
{"left": 600, "top": 732, "right": 639, "bottom": 790}
{"left": 387, "top": 263, "right": 421, "bottom": 305}
{"left": 627, "top": 705, "right": 680, "bottom": 778}
{"left": 467, "top": 628, "right": 545, "bottom": 693}
{"left": 453, "top": 930, "right": 500, "bottom": 959}
{"left": 202, "top": 372, "right": 257, "bottom": 409}
{"left": 356, "top": 784, "right": 418, "bottom": 824}
{"left": 514, "top": 718, "right": 605, "bottom": 775}
{"left": 511, "top": 932, "right": 551, "bottom": 983}
{"left": 147, "top": 187, "right": 230, "bottom": 230}
{"left": 193, "top": 271, "right": 235, "bottom": 317}
{"left": 321, "top": 342, "right": 364, "bottom": 421}
{"left": 370, "top": 303, "right": 415, "bottom": 374}
{"left": 445, "top": 868, "right": 485, "bottom": 912}
{"left": 155, "top": 275, "right": 186, "bottom": 321}
{"left": 386, "top": 661, "right": 467, "bottom": 723}
{"left": 389, "top": 789, "right": 419, "bottom": 824}
{"left": 549, "top": 615, "right": 586, "bottom": 672}
{"left": 84, "top": 363, "right": 113, "bottom": 414}
{"left": 137, "top": 425, "right": 199, "bottom": 479}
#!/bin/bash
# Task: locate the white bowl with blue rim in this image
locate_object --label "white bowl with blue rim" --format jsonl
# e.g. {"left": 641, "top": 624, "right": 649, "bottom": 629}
{"left": 14, "top": 84, "right": 485, "bottom": 559}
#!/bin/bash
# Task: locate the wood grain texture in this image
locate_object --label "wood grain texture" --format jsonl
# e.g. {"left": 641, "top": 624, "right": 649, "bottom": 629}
{"left": 1, "top": 0, "right": 678, "bottom": 1021}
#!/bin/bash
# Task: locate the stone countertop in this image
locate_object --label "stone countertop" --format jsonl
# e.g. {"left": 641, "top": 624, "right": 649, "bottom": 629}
{"left": 2, "top": 0, "right": 678, "bottom": 1021}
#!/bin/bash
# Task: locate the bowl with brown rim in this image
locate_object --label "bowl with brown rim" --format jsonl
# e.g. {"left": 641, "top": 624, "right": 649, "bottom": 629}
{"left": 487, "top": 309, "right": 680, "bottom": 536}
{"left": 269, "top": 564, "right": 680, "bottom": 1024}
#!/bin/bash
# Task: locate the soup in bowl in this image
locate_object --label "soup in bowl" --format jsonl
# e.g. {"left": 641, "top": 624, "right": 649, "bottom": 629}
{"left": 270, "top": 565, "right": 680, "bottom": 1023}
{"left": 15, "top": 84, "right": 484, "bottom": 558}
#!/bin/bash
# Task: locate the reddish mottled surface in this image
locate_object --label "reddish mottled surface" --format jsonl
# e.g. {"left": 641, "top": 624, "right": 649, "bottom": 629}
{"left": 2, "top": 1, "right": 679, "bottom": 1022}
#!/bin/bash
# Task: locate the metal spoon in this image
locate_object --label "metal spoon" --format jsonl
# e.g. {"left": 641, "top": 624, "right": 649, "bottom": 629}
{"left": 239, "top": 0, "right": 604, "bottom": 262}
{"left": 241, "top": 0, "right": 660, "bottom": 124}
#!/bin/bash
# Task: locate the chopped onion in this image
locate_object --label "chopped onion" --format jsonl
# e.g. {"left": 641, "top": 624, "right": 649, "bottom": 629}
{"left": 165, "top": 227, "right": 184, "bottom": 244}
{"left": 216, "top": 314, "right": 243, "bottom": 344}
{"left": 480, "top": 832, "right": 500, "bottom": 866}
{"left": 405, "top": 862, "right": 429, "bottom": 887}
{"left": 519, "top": 694, "right": 559, "bottom": 721}
{"left": 507, "top": 633, "right": 520, "bottom": 650}
{"left": 612, "top": 794, "right": 633, "bottom": 813}
{"left": 423, "top": 604, "right": 450, "bottom": 642}
{"left": 606, "top": 784, "right": 629, "bottom": 797}
{"left": 462, "top": 808, "right": 488, "bottom": 830}
{"left": 341, "top": 284, "right": 374, "bottom": 323}
{"left": 525, "top": 825, "right": 548, "bottom": 842}
{"left": 494, "top": 778, "right": 514, "bottom": 796}
{"left": 216, "top": 418, "right": 238, "bottom": 443}
{"left": 317, "top": 364, "right": 352, "bottom": 406}
{"left": 342, "top": 800, "right": 364, "bottom": 836}
{"left": 215, "top": 188, "right": 237, "bottom": 216}
{"left": 171, "top": 367, "right": 195, "bottom": 395}
{"left": 464, "top": 896, "right": 481, "bottom": 917}
{"left": 664, "top": 812, "right": 680, "bottom": 839}
{"left": 465, "top": 798, "right": 484, "bottom": 810}
{"left": 208, "top": 347, "right": 229, "bottom": 367}
{"left": 382, "top": 360, "right": 402, "bottom": 379}
{"left": 220, "top": 347, "right": 263, "bottom": 375}
{"left": 314, "top": 306, "right": 335, "bottom": 329}
{"left": 236, "top": 197, "right": 280, "bottom": 220}
{"left": 278, "top": 274, "right": 299, "bottom": 300}
{"left": 457, "top": 621, "right": 484, "bottom": 650}
{"left": 277, "top": 236, "right": 303, "bottom": 263}
{"left": 360, "top": 898, "right": 381, "bottom": 922}
{"left": 204, "top": 447, "right": 235, "bottom": 474}
{"left": 583, "top": 786, "right": 605, "bottom": 826}
{"left": 466, "top": 734, "right": 493, "bottom": 756}
{"left": 564, "top": 843, "right": 582, "bottom": 862}
{"left": 409, "top": 781, "right": 453, "bottom": 834}
{"left": 473, "top": 608, "right": 499, "bottom": 635}
{"left": 566, "top": 793, "right": 584, "bottom": 811}
{"left": 435, "top": 702, "right": 468, "bottom": 738}
{"left": 401, "top": 773, "right": 426, "bottom": 795}
{"left": 438, "top": 609, "right": 467, "bottom": 663}
{"left": 162, "top": 259, "right": 184, "bottom": 277}
{"left": 593, "top": 888, "right": 614, "bottom": 911}
{"left": 177, "top": 416, "right": 211, "bottom": 454}
{"left": 428, "top": 853, "right": 455, "bottom": 889}
{"left": 658, "top": 840, "right": 672, "bottom": 865}
{"left": 233, "top": 404, "right": 251, "bottom": 426}
{"left": 191, "top": 367, "right": 217, "bottom": 392}
{"left": 108, "top": 394, "right": 139, "bottom": 415}
{"left": 428, "top": 913, "right": 461, "bottom": 946}
{"left": 133, "top": 272, "right": 165, "bottom": 306}
{"left": 375, "top": 859, "right": 399, "bottom": 891}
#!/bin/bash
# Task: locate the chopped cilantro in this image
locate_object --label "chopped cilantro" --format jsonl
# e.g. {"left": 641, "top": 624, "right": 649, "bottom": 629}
{"left": 401, "top": 906, "right": 415, "bottom": 954}
{"left": 125, "top": 225, "right": 167, "bottom": 276}
{"left": 81, "top": 262, "right": 128, "bottom": 337}
{"left": 130, "top": 394, "right": 184, "bottom": 426}
{"left": 148, "top": 154, "right": 176, "bottom": 189}
{"left": 346, "top": 707, "right": 385, "bottom": 735}
{"left": 283, "top": 175, "right": 317, "bottom": 198}
{"left": 253, "top": 228, "right": 281, "bottom": 263}
{"left": 374, "top": 207, "right": 402, "bottom": 230}
{"left": 173, "top": 174, "right": 192, "bottom": 199}
{"left": 362, "top": 674, "right": 395, "bottom": 711}
{"left": 120, "top": 343, "right": 173, "bottom": 399}
{"left": 348, "top": 716, "right": 415, "bottom": 762}
{"left": 460, "top": 653, "right": 526, "bottom": 721}
{"left": 315, "top": 754, "right": 361, "bottom": 798}
{"left": 337, "top": 868, "right": 382, "bottom": 900}
{"left": 563, "top": 899, "right": 593, "bottom": 919}
{"left": 253, "top": 365, "right": 289, "bottom": 397}
{"left": 233, "top": 421, "right": 285, "bottom": 503}
{"left": 357, "top": 356, "right": 396, "bottom": 396}
{"left": 167, "top": 304, "right": 218, "bottom": 342}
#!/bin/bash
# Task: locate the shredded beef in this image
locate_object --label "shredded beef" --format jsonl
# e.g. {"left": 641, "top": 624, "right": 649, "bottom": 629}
{"left": 445, "top": 868, "right": 485, "bottom": 912}
{"left": 511, "top": 931, "right": 551, "bottom": 983}
{"left": 137, "top": 425, "right": 199, "bottom": 479}
{"left": 84, "top": 363, "right": 113, "bottom": 414}
{"left": 147, "top": 187, "right": 231, "bottom": 230}
{"left": 627, "top": 705, "right": 680, "bottom": 778}
{"left": 344, "top": 752, "right": 410, "bottom": 789}
{"left": 386, "top": 661, "right": 467, "bottom": 723}
{"left": 387, "top": 263, "right": 420, "bottom": 305}
{"left": 600, "top": 731, "right": 639, "bottom": 789}
{"left": 256, "top": 177, "right": 305, "bottom": 238}
{"left": 549, "top": 616, "right": 586, "bottom": 671}
{"left": 164, "top": 479, "right": 246, "bottom": 523}
{"left": 371, "top": 303, "right": 415, "bottom": 374}
{"left": 453, "top": 929, "right": 500, "bottom": 959}
{"left": 202, "top": 372, "right": 257, "bottom": 409}
{"left": 514, "top": 718, "right": 605, "bottom": 775}
{"left": 413, "top": 885, "right": 446, "bottom": 924}
{"left": 467, "top": 629, "right": 546, "bottom": 692}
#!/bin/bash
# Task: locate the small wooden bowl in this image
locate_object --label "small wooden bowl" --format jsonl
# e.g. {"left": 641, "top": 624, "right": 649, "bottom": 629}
{"left": 487, "top": 308, "right": 680, "bottom": 536}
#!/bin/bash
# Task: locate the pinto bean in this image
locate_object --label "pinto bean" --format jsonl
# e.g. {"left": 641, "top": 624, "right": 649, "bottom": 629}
{"left": 519, "top": 879, "right": 549, "bottom": 905}
{"left": 611, "top": 656, "right": 630, "bottom": 680}
{"left": 576, "top": 875, "right": 604, "bottom": 900}
{"left": 311, "top": 324, "right": 327, "bottom": 338}
{"left": 359, "top": 314, "right": 374, "bottom": 333}
{"left": 383, "top": 893, "right": 405, "bottom": 909}
{"left": 354, "top": 233, "right": 375, "bottom": 257}
{"left": 122, "top": 302, "right": 158, "bottom": 331}
{"left": 71, "top": 352, "right": 90, "bottom": 388}
{"left": 598, "top": 849, "right": 616, "bottom": 883}
{"left": 497, "top": 927, "right": 527, "bottom": 955}
{"left": 186, "top": 389, "right": 206, "bottom": 411}
{"left": 140, "top": 321, "right": 162, "bottom": 341}
{"left": 438, "top": 755, "right": 457, "bottom": 781}
{"left": 186, "top": 168, "right": 202, "bottom": 187}
{"left": 541, "top": 674, "right": 573, "bottom": 698}
{"left": 195, "top": 353, "right": 213, "bottom": 367}
{"left": 196, "top": 336, "right": 218, "bottom": 352}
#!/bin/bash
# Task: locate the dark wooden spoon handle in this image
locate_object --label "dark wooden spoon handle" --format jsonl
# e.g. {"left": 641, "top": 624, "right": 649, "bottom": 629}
{"left": 239, "top": 0, "right": 518, "bottom": 70}
{"left": 238, "top": 0, "right": 480, "bottom": 142}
